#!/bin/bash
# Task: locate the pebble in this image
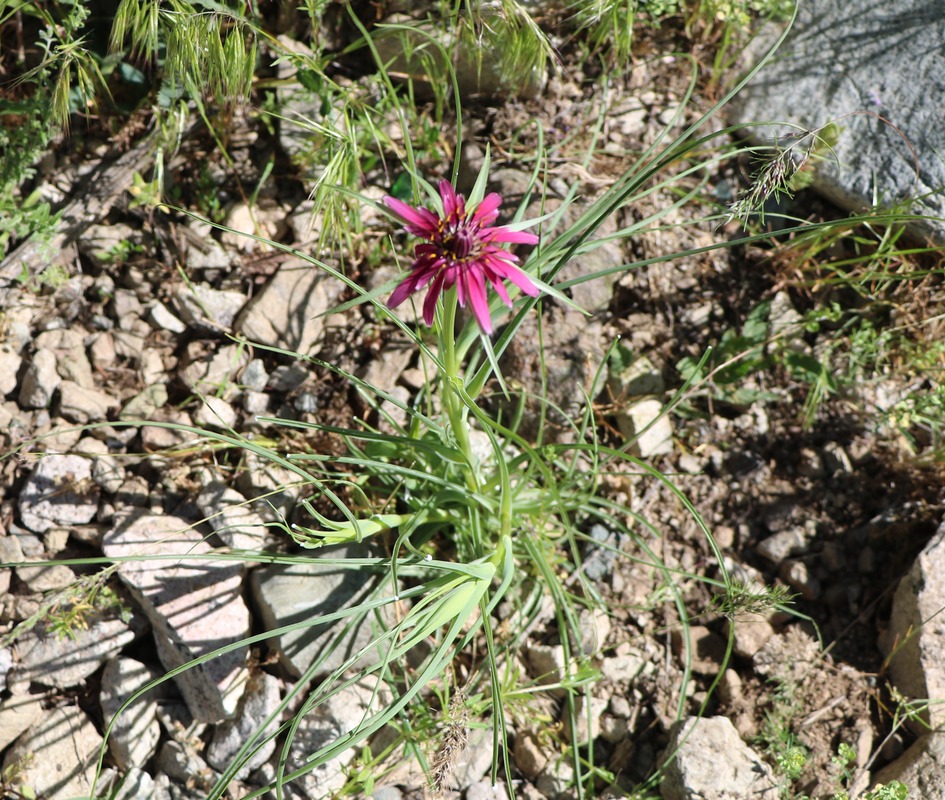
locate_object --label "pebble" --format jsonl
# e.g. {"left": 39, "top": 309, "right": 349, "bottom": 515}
{"left": 755, "top": 527, "right": 810, "bottom": 563}
{"left": 670, "top": 625, "right": 727, "bottom": 675}
{"left": 196, "top": 480, "right": 270, "bottom": 551}
{"left": 147, "top": 301, "right": 188, "bottom": 334}
{"left": 0, "top": 345, "right": 22, "bottom": 397}
{"left": 173, "top": 283, "right": 247, "bottom": 332}
{"left": 194, "top": 395, "right": 238, "bottom": 430}
{"left": 206, "top": 671, "right": 281, "bottom": 777}
{"left": 59, "top": 380, "right": 119, "bottom": 423}
{"left": 241, "top": 358, "right": 269, "bottom": 391}
{"left": 0, "top": 694, "right": 44, "bottom": 752}
{"left": 617, "top": 398, "right": 674, "bottom": 457}
{"left": 19, "top": 348, "right": 60, "bottom": 409}
{"left": 779, "top": 559, "right": 821, "bottom": 600}
{"left": 285, "top": 679, "right": 391, "bottom": 798}
{"left": 18, "top": 453, "right": 100, "bottom": 533}
{"left": 660, "top": 716, "right": 778, "bottom": 800}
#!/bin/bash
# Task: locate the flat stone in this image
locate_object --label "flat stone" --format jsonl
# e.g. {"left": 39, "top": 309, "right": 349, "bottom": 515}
{"left": 172, "top": 283, "right": 247, "bottom": 333}
{"left": 103, "top": 514, "right": 250, "bottom": 722}
{"left": 881, "top": 520, "right": 945, "bottom": 728}
{"left": 206, "top": 671, "right": 281, "bottom": 777}
{"left": 3, "top": 705, "right": 104, "bottom": 800}
{"left": 19, "top": 348, "right": 60, "bottom": 409}
{"left": 18, "top": 453, "right": 100, "bottom": 533}
{"left": 732, "top": 1, "right": 945, "bottom": 242}
{"left": 249, "top": 544, "right": 386, "bottom": 679}
{"left": 100, "top": 657, "right": 163, "bottom": 770}
{"left": 660, "top": 716, "right": 778, "bottom": 800}
{"left": 872, "top": 732, "right": 945, "bottom": 798}
{"left": 59, "top": 379, "right": 119, "bottom": 423}
{"left": 236, "top": 257, "right": 333, "bottom": 354}
{"left": 9, "top": 608, "right": 138, "bottom": 689}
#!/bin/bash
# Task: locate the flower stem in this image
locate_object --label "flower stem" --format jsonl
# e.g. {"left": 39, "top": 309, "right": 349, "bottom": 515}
{"left": 438, "top": 289, "right": 479, "bottom": 493}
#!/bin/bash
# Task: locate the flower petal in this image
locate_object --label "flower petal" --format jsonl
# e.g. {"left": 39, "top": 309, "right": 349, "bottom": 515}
{"left": 471, "top": 192, "right": 501, "bottom": 225}
{"left": 384, "top": 196, "right": 440, "bottom": 235}
{"left": 487, "top": 259, "right": 540, "bottom": 297}
{"left": 465, "top": 265, "right": 493, "bottom": 334}
{"left": 481, "top": 225, "right": 540, "bottom": 245}
{"left": 438, "top": 180, "right": 462, "bottom": 219}
{"left": 423, "top": 271, "right": 447, "bottom": 326}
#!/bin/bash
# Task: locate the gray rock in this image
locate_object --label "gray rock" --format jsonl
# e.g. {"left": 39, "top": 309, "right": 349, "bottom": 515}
{"left": 881, "top": 520, "right": 945, "bottom": 728}
{"left": 286, "top": 679, "right": 392, "bottom": 799}
{"left": 659, "top": 716, "right": 778, "bottom": 800}
{"left": 523, "top": 643, "right": 568, "bottom": 698}
{"left": 609, "top": 354, "right": 665, "bottom": 400}
{"left": 120, "top": 383, "right": 169, "bottom": 420}
{"left": 617, "top": 398, "right": 674, "bottom": 457}
{"left": 241, "top": 358, "right": 269, "bottom": 391}
{"left": 156, "top": 739, "right": 214, "bottom": 784}
{"left": 173, "top": 283, "right": 247, "bottom": 332}
{"left": 236, "top": 258, "right": 333, "bottom": 354}
{"left": 234, "top": 452, "right": 301, "bottom": 521}
{"left": 206, "top": 671, "right": 281, "bottom": 777}
{"left": 111, "top": 767, "right": 173, "bottom": 800}
{"left": 0, "top": 345, "right": 22, "bottom": 396}
{"left": 562, "top": 694, "right": 608, "bottom": 746}
{"left": 872, "top": 732, "right": 945, "bottom": 798}
{"left": 2, "top": 705, "right": 104, "bottom": 800}
{"left": 196, "top": 481, "right": 270, "bottom": 551}
{"left": 103, "top": 514, "right": 250, "bottom": 721}
{"left": 756, "top": 527, "right": 810, "bottom": 563}
{"left": 59, "top": 379, "right": 119, "bottom": 422}
{"left": 113, "top": 288, "right": 146, "bottom": 328}
{"left": 15, "top": 563, "right": 76, "bottom": 592}
{"left": 732, "top": 1, "right": 945, "bottom": 241}
{"left": 18, "top": 453, "right": 100, "bottom": 533}
{"left": 34, "top": 327, "right": 94, "bottom": 387}
{"left": 194, "top": 395, "right": 238, "bottom": 431}
{"left": 100, "top": 657, "right": 163, "bottom": 770}
{"left": 249, "top": 544, "right": 387, "bottom": 679}
{"left": 79, "top": 222, "right": 141, "bottom": 268}
{"left": 9, "top": 609, "right": 137, "bottom": 689}
{"left": 0, "top": 694, "right": 44, "bottom": 752}
{"left": 179, "top": 342, "right": 249, "bottom": 396}
{"left": 19, "top": 348, "right": 60, "bottom": 409}
{"left": 148, "top": 301, "right": 188, "bottom": 334}
{"left": 219, "top": 200, "right": 284, "bottom": 253}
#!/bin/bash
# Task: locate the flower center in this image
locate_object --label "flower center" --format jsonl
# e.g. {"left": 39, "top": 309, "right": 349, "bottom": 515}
{"left": 442, "top": 223, "right": 476, "bottom": 260}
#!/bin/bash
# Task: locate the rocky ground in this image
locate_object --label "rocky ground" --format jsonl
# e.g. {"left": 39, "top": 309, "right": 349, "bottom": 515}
{"left": 2, "top": 4, "right": 945, "bottom": 800}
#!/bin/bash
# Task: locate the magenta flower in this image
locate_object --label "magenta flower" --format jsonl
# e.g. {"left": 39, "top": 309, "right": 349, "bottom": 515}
{"left": 384, "top": 180, "right": 539, "bottom": 334}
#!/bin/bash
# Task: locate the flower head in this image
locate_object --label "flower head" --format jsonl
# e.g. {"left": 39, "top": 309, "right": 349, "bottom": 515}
{"left": 384, "top": 180, "right": 539, "bottom": 334}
